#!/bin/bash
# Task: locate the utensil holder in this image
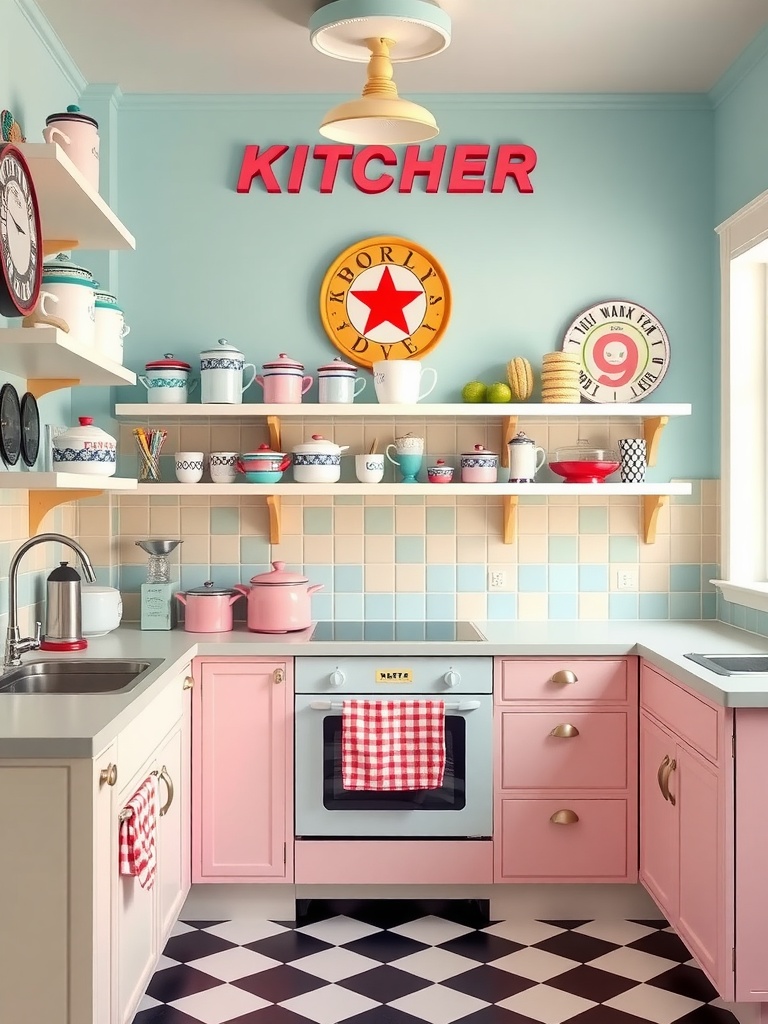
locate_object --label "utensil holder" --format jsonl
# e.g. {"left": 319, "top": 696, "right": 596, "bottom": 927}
{"left": 133, "top": 428, "right": 167, "bottom": 481}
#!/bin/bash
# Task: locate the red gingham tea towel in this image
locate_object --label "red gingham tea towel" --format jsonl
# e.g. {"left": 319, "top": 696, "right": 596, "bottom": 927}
{"left": 342, "top": 699, "right": 446, "bottom": 791}
{"left": 118, "top": 774, "right": 158, "bottom": 890}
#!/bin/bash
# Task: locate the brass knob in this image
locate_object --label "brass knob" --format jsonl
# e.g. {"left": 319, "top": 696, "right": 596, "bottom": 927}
{"left": 550, "top": 809, "right": 580, "bottom": 825}
{"left": 550, "top": 723, "right": 580, "bottom": 738}
{"left": 551, "top": 669, "right": 578, "bottom": 685}
{"left": 158, "top": 766, "right": 174, "bottom": 816}
{"left": 183, "top": 676, "right": 194, "bottom": 690}
{"left": 274, "top": 667, "right": 285, "bottom": 684}
{"left": 100, "top": 763, "right": 117, "bottom": 787}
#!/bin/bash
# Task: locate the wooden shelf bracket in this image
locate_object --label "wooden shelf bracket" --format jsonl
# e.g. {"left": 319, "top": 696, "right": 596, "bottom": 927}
{"left": 500, "top": 415, "right": 518, "bottom": 469}
{"left": 267, "top": 415, "right": 282, "bottom": 453}
{"left": 266, "top": 494, "right": 282, "bottom": 544}
{"left": 502, "top": 494, "right": 518, "bottom": 544}
{"left": 642, "top": 494, "right": 668, "bottom": 544}
{"left": 27, "top": 377, "right": 81, "bottom": 399}
{"left": 643, "top": 415, "right": 668, "bottom": 468}
{"left": 29, "top": 489, "right": 103, "bottom": 535}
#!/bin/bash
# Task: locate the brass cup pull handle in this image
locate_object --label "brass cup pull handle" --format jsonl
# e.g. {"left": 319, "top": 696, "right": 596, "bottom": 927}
{"left": 550, "top": 809, "right": 580, "bottom": 825}
{"left": 274, "top": 667, "right": 285, "bottom": 684}
{"left": 551, "top": 670, "right": 578, "bottom": 685}
{"left": 99, "top": 763, "right": 117, "bottom": 787}
{"left": 550, "top": 723, "right": 579, "bottom": 738}
{"left": 657, "top": 755, "right": 671, "bottom": 801}
{"left": 661, "top": 757, "right": 677, "bottom": 806}
{"left": 183, "top": 676, "right": 194, "bottom": 690}
{"left": 158, "top": 765, "right": 174, "bottom": 816}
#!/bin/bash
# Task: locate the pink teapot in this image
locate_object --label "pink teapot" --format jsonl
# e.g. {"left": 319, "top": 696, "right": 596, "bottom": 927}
{"left": 255, "top": 353, "right": 313, "bottom": 404}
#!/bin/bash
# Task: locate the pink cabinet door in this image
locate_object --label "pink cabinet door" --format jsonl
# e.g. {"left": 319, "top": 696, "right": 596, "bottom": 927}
{"left": 193, "top": 658, "right": 292, "bottom": 881}
{"left": 639, "top": 711, "right": 679, "bottom": 920}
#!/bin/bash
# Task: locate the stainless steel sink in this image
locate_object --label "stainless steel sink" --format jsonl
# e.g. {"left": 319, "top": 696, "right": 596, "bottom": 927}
{"left": 0, "top": 658, "right": 163, "bottom": 694}
{"left": 685, "top": 653, "right": 768, "bottom": 675}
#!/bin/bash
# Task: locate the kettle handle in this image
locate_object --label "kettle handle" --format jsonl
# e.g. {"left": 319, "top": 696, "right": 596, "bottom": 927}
{"left": 301, "top": 375, "right": 314, "bottom": 395}
{"left": 175, "top": 593, "right": 187, "bottom": 606}
{"left": 233, "top": 584, "right": 250, "bottom": 597}
{"left": 307, "top": 584, "right": 324, "bottom": 595}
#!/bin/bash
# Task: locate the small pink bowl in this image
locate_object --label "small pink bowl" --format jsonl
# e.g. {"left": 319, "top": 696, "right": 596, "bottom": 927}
{"left": 428, "top": 463, "right": 454, "bottom": 484}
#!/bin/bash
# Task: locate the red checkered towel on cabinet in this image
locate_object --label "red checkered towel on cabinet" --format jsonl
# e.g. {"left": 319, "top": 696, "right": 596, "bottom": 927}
{"left": 341, "top": 699, "right": 446, "bottom": 791}
{"left": 118, "top": 774, "right": 158, "bottom": 890}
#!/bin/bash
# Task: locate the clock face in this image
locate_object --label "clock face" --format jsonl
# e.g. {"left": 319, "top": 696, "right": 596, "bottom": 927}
{"left": 319, "top": 236, "right": 452, "bottom": 369}
{"left": 561, "top": 299, "right": 671, "bottom": 403}
{"left": 0, "top": 144, "right": 42, "bottom": 317}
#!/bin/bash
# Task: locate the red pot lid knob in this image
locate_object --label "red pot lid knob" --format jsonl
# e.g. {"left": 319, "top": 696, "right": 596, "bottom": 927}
{"left": 79, "top": 416, "right": 94, "bottom": 426}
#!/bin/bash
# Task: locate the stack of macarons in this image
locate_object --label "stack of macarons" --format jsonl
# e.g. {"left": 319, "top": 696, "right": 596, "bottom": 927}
{"left": 541, "top": 352, "right": 581, "bottom": 403}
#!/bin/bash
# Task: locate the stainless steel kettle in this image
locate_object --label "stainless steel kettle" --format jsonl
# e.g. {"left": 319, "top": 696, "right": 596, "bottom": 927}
{"left": 40, "top": 561, "right": 88, "bottom": 652}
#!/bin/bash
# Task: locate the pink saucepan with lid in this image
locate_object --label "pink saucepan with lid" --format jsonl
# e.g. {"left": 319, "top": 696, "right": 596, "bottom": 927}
{"left": 235, "top": 561, "right": 324, "bottom": 632}
{"left": 175, "top": 580, "right": 244, "bottom": 632}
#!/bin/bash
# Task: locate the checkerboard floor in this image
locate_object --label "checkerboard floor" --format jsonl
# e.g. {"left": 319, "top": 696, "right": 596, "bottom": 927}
{"left": 132, "top": 906, "right": 739, "bottom": 1024}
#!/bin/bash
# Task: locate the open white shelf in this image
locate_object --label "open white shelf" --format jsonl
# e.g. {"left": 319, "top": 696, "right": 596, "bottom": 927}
{"left": 0, "top": 327, "right": 135, "bottom": 393}
{"left": 135, "top": 482, "right": 691, "bottom": 497}
{"left": 115, "top": 402, "right": 692, "bottom": 419}
{"left": 0, "top": 473, "right": 137, "bottom": 534}
{"left": 19, "top": 142, "right": 136, "bottom": 252}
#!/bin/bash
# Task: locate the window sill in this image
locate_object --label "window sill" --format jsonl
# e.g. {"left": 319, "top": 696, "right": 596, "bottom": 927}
{"left": 711, "top": 580, "right": 768, "bottom": 614}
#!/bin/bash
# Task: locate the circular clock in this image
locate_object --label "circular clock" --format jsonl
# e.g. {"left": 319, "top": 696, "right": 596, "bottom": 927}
{"left": 0, "top": 383, "right": 21, "bottom": 466}
{"left": 561, "top": 299, "right": 670, "bottom": 403}
{"left": 0, "top": 143, "right": 42, "bottom": 317}
{"left": 20, "top": 391, "right": 39, "bottom": 467}
{"left": 319, "top": 235, "right": 452, "bottom": 370}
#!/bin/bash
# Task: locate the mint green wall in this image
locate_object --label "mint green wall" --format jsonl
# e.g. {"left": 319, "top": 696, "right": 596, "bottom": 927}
{"left": 111, "top": 95, "right": 715, "bottom": 479}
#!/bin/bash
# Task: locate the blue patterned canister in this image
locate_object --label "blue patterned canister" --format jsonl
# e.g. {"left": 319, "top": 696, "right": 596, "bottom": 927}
{"left": 52, "top": 416, "right": 117, "bottom": 477}
{"left": 200, "top": 338, "right": 257, "bottom": 404}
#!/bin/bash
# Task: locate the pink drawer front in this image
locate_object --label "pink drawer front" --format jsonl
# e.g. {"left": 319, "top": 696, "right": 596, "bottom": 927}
{"left": 496, "top": 797, "right": 632, "bottom": 882}
{"left": 499, "top": 658, "right": 630, "bottom": 704}
{"left": 499, "top": 711, "right": 629, "bottom": 791}
{"left": 641, "top": 663, "right": 722, "bottom": 765}
{"left": 295, "top": 840, "right": 493, "bottom": 885}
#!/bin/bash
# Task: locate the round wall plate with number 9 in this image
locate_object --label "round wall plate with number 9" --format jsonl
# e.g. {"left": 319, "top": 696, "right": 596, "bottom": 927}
{"left": 561, "top": 299, "right": 670, "bottom": 403}
{"left": 0, "top": 142, "right": 42, "bottom": 317}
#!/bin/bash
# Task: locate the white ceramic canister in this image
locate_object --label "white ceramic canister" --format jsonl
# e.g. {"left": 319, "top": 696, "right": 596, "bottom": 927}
{"left": 460, "top": 444, "right": 499, "bottom": 484}
{"left": 507, "top": 431, "right": 547, "bottom": 483}
{"left": 200, "top": 338, "right": 257, "bottom": 404}
{"left": 38, "top": 253, "right": 96, "bottom": 347}
{"left": 80, "top": 584, "right": 123, "bottom": 636}
{"left": 317, "top": 357, "right": 366, "bottom": 404}
{"left": 291, "top": 434, "right": 350, "bottom": 483}
{"left": 93, "top": 286, "right": 129, "bottom": 365}
{"left": 43, "top": 104, "right": 100, "bottom": 192}
{"left": 52, "top": 416, "right": 117, "bottom": 476}
{"left": 139, "top": 354, "right": 196, "bottom": 404}
{"left": 255, "top": 353, "right": 313, "bottom": 404}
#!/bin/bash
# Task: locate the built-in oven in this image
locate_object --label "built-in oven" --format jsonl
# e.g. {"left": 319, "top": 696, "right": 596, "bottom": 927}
{"left": 294, "top": 650, "right": 493, "bottom": 839}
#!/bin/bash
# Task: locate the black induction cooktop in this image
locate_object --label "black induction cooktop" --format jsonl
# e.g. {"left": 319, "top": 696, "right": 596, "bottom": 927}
{"left": 309, "top": 620, "right": 485, "bottom": 642}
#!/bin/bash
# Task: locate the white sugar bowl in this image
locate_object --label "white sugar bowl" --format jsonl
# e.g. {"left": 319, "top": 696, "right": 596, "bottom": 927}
{"left": 291, "top": 434, "right": 350, "bottom": 483}
{"left": 52, "top": 416, "right": 117, "bottom": 476}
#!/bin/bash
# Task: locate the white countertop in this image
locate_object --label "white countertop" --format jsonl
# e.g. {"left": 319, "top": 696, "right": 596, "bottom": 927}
{"left": 2, "top": 619, "right": 768, "bottom": 758}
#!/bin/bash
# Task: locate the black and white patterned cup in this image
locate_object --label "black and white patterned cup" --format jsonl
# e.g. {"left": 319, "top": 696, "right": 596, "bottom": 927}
{"left": 618, "top": 438, "right": 646, "bottom": 483}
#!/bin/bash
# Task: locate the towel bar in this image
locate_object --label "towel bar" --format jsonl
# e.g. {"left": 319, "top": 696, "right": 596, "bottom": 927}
{"left": 309, "top": 699, "right": 481, "bottom": 712}
{"left": 118, "top": 766, "right": 173, "bottom": 821}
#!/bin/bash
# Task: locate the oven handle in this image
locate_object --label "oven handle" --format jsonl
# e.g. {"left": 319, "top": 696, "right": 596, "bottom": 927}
{"left": 308, "top": 699, "right": 482, "bottom": 712}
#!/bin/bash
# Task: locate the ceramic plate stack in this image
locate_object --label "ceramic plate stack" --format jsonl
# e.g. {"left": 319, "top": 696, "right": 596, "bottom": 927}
{"left": 541, "top": 352, "right": 581, "bottom": 403}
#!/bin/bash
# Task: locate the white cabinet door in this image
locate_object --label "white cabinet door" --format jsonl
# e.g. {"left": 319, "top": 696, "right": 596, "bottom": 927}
{"left": 93, "top": 745, "right": 118, "bottom": 1024}
{"left": 157, "top": 686, "right": 191, "bottom": 941}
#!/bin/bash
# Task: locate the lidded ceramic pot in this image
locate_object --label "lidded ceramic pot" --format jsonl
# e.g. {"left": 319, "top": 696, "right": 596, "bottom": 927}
{"left": 52, "top": 416, "right": 117, "bottom": 476}
{"left": 507, "top": 431, "right": 547, "bottom": 483}
{"left": 234, "top": 561, "right": 324, "bottom": 633}
{"left": 255, "top": 353, "right": 313, "bottom": 404}
{"left": 175, "top": 580, "right": 244, "bottom": 633}
{"left": 38, "top": 253, "right": 96, "bottom": 347}
{"left": 93, "top": 285, "right": 129, "bottom": 365}
{"left": 316, "top": 357, "right": 366, "bottom": 404}
{"left": 43, "top": 104, "right": 100, "bottom": 191}
{"left": 139, "top": 353, "right": 196, "bottom": 404}
{"left": 291, "top": 434, "right": 350, "bottom": 483}
{"left": 460, "top": 444, "right": 499, "bottom": 484}
{"left": 200, "top": 337, "right": 257, "bottom": 405}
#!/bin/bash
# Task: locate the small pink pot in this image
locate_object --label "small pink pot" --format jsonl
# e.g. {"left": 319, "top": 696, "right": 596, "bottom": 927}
{"left": 235, "top": 560, "right": 323, "bottom": 633}
{"left": 175, "top": 581, "right": 243, "bottom": 632}
{"left": 460, "top": 445, "right": 499, "bottom": 483}
{"left": 255, "top": 353, "right": 313, "bottom": 404}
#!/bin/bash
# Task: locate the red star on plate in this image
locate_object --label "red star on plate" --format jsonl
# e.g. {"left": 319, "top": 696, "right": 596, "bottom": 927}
{"left": 351, "top": 266, "right": 423, "bottom": 334}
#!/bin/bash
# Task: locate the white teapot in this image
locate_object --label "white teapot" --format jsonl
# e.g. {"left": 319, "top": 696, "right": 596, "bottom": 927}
{"left": 507, "top": 431, "right": 546, "bottom": 482}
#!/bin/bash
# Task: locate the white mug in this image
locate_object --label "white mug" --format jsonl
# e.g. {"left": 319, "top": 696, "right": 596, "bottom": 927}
{"left": 355, "top": 454, "right": 385, "bottom": 483}
{"left": 175, "top": 451, "right": 204, "bottom": 483}
{"left": 372, "top": 360, "right": 437, "bottom": 404}
{"left": 209, "top": 452, "right": 238, "bottom": 484}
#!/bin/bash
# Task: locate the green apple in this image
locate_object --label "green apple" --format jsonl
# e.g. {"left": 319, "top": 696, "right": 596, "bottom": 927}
{"left": 462, "top": 381, "right": 488, "bottom": 403}
{"left": 487, "top": 381, "right": 513, "bottom": 403}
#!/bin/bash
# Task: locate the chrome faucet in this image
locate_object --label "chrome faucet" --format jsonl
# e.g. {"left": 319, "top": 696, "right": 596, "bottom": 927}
{"left": 4, "top": 533, "right": 97, "bottom": 669}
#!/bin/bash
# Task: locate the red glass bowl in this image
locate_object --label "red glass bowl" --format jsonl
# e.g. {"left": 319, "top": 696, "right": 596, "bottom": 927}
{"left": 549, "top": 459, "right": 621, "bottom": 484}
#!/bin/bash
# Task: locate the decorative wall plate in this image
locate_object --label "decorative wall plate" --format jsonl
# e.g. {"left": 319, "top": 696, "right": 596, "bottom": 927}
{"left": 0, "top": 382, "right": 21, "bottom": 466}
{"left": 1, "top": 110, "right": 25, "bottom": 144}
{"left": 319, "top": 235, "right": 452, "bottom": 370}
{"left": 20, "top": 391, "right": 39, "bottom": 467}
{"left": 561, "top": 299, "right": 670, "bottom": 403}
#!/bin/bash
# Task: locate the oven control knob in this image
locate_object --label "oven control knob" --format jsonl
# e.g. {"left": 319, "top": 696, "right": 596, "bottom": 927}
{"left": 329, "top": 668, "right": 346, "bottom": 689}
{"left": 443, "top": 669, "right": 460, "bottom": 689}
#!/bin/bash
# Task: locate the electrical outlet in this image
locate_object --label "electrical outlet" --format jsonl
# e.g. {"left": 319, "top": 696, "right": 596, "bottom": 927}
{"left": 616, "top": 570, "right": 638, "bottom": 591}
{"left": 488, "top": 569, "right": 506, "bottom": 590}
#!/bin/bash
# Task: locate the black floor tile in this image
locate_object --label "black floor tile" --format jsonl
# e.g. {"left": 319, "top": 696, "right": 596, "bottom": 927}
{"left": 647, "top": 964, "right": 719, "bottom": 1003}
{"left": 183, "top": 920, "right": 228, "bottom": 930}
{"left": 437, "top": 931, "right": 524, "bottom": 963}
{"left": 540, "top": 919, "right": 592, "bottom": 930}
{"left": 163, "top": 930, "right": 237, "bottom": 963}
{"left": 228, "top": 1007, "right": 320, "bottom": 1024}
{"left": 338, "top": 964, "right": 432, "bottom": 1002}
{"left": 133, "top": 1007, "right": 203, "bottom": 1024}
{"left": 629, "top": 918, "right": 669, "bottom": 929}
{"left": 342, "top": 932, "right": 429, "bottom": 963}
{"left": 674, "top": 1005, "right": 739, "bottom": 1022}
{"left": 145, "top": 964, "right": 222, "bottom": 1003}
{"left": 342, "top": 1007, "right": 425, "bottom": 1024}
{"left": 460, "top": 1008, "right": 549, "bottom": 1023}
{"left": 232, "top": 965, "right": 327, "bottom": 1002}
{"left": 442, "top": 964, "right": 536, "bottom": 1002}
{"left": 568, "top": 1007, "right": 667, "bottom": 1023}
{"left": 533, "top": 931, "right": 619, "bottom": 963}
{"left": 628, "top": 929, "right": 692, "bottom": 962}
{"left": 244, "top": 931, "right": 333, "bottom": 962}
{"left": 546, "top": 964, "right": 637, "bottom": 1003}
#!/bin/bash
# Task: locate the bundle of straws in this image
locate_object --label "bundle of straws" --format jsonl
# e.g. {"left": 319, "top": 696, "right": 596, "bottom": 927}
{"left": 133, "top": 427, "right": 167, "bottom": 481}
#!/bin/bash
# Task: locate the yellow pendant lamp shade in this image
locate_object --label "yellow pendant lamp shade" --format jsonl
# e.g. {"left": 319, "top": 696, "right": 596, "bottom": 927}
{"left": 319, "top": 37, "right": 439, "bottom": 146}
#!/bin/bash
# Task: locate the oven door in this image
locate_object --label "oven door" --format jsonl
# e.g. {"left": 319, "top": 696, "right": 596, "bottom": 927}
{"left": 294, "top": 694, "right": 493, "bottom": 838}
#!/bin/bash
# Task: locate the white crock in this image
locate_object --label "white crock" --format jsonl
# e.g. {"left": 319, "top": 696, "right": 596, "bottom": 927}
{"left": 139, "top": 354, "right": 196, "bottom": 404}
{"left": 200, "top": 338, "right": 257, "bottom": 404}
{"left": 39, "top": 253, "right": 96, "bottom": 347}
{"left": 43, "top": 104, "right": 100, "bottom": 192}
{"left": 291, "top": 433, "right": 350, "bottom": 483}
{"left": 94, "top": 287, "right": 129, "bottom": 365}
{"left": 317, "top": 357, "right": 366, "bottom": 404}
{"left": 52, "top": 416, "right": 117, "bottom": 476}
{"left": 81, "top": 584, "right": 123, "bottom": 636}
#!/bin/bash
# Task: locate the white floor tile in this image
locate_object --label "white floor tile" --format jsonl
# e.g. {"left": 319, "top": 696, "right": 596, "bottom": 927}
{"left": 498, "top": 984, "right": 597, "bottom": 1024}
{"left": 155, "top": 954, "right": 180, "bottom": 972}
{"left": 482, "top": 920, "right": 566, "bottom": 945}
{"left": 389, "top": 916, "right": 475, "bottom": 945}
{"left": 171, "top": 920, "right": 197, "bottom": 937}
{"left": 589, "top": 946, "right": 678, "bottom": 982}
{"left": 291, "top": 946, "right": 381, "bottom": 982}
{"left": 490, "top": 947, "right": 579, "bottom": 982}
{"left": 136, "top": 993, "right": 162, "bottom": 1011}
{"left": 390, "top": 984, "right": 489, "bottom": 1024}
{"left": 189, "top": 946, "right": 282, "bottom": 982}
{"left": 280, "top": 983, "right": 379, "bottom": 1024}
{"left": 573, "top": 920, "right": 657, "bottom": 945}
{"left": 391, "top": 947, "right": 479, "bottom": 983}
{"left": 297, "top": 915, "right": 381, "bottom": 945}
{"left": 170, "top": 983, "right": 270, "bottom": 1023}
{"left": 605, "top": 982, "right": 703, "bottom": 1023}
{"left": 204, "top": 919, "right": 289, "bottom": 945}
